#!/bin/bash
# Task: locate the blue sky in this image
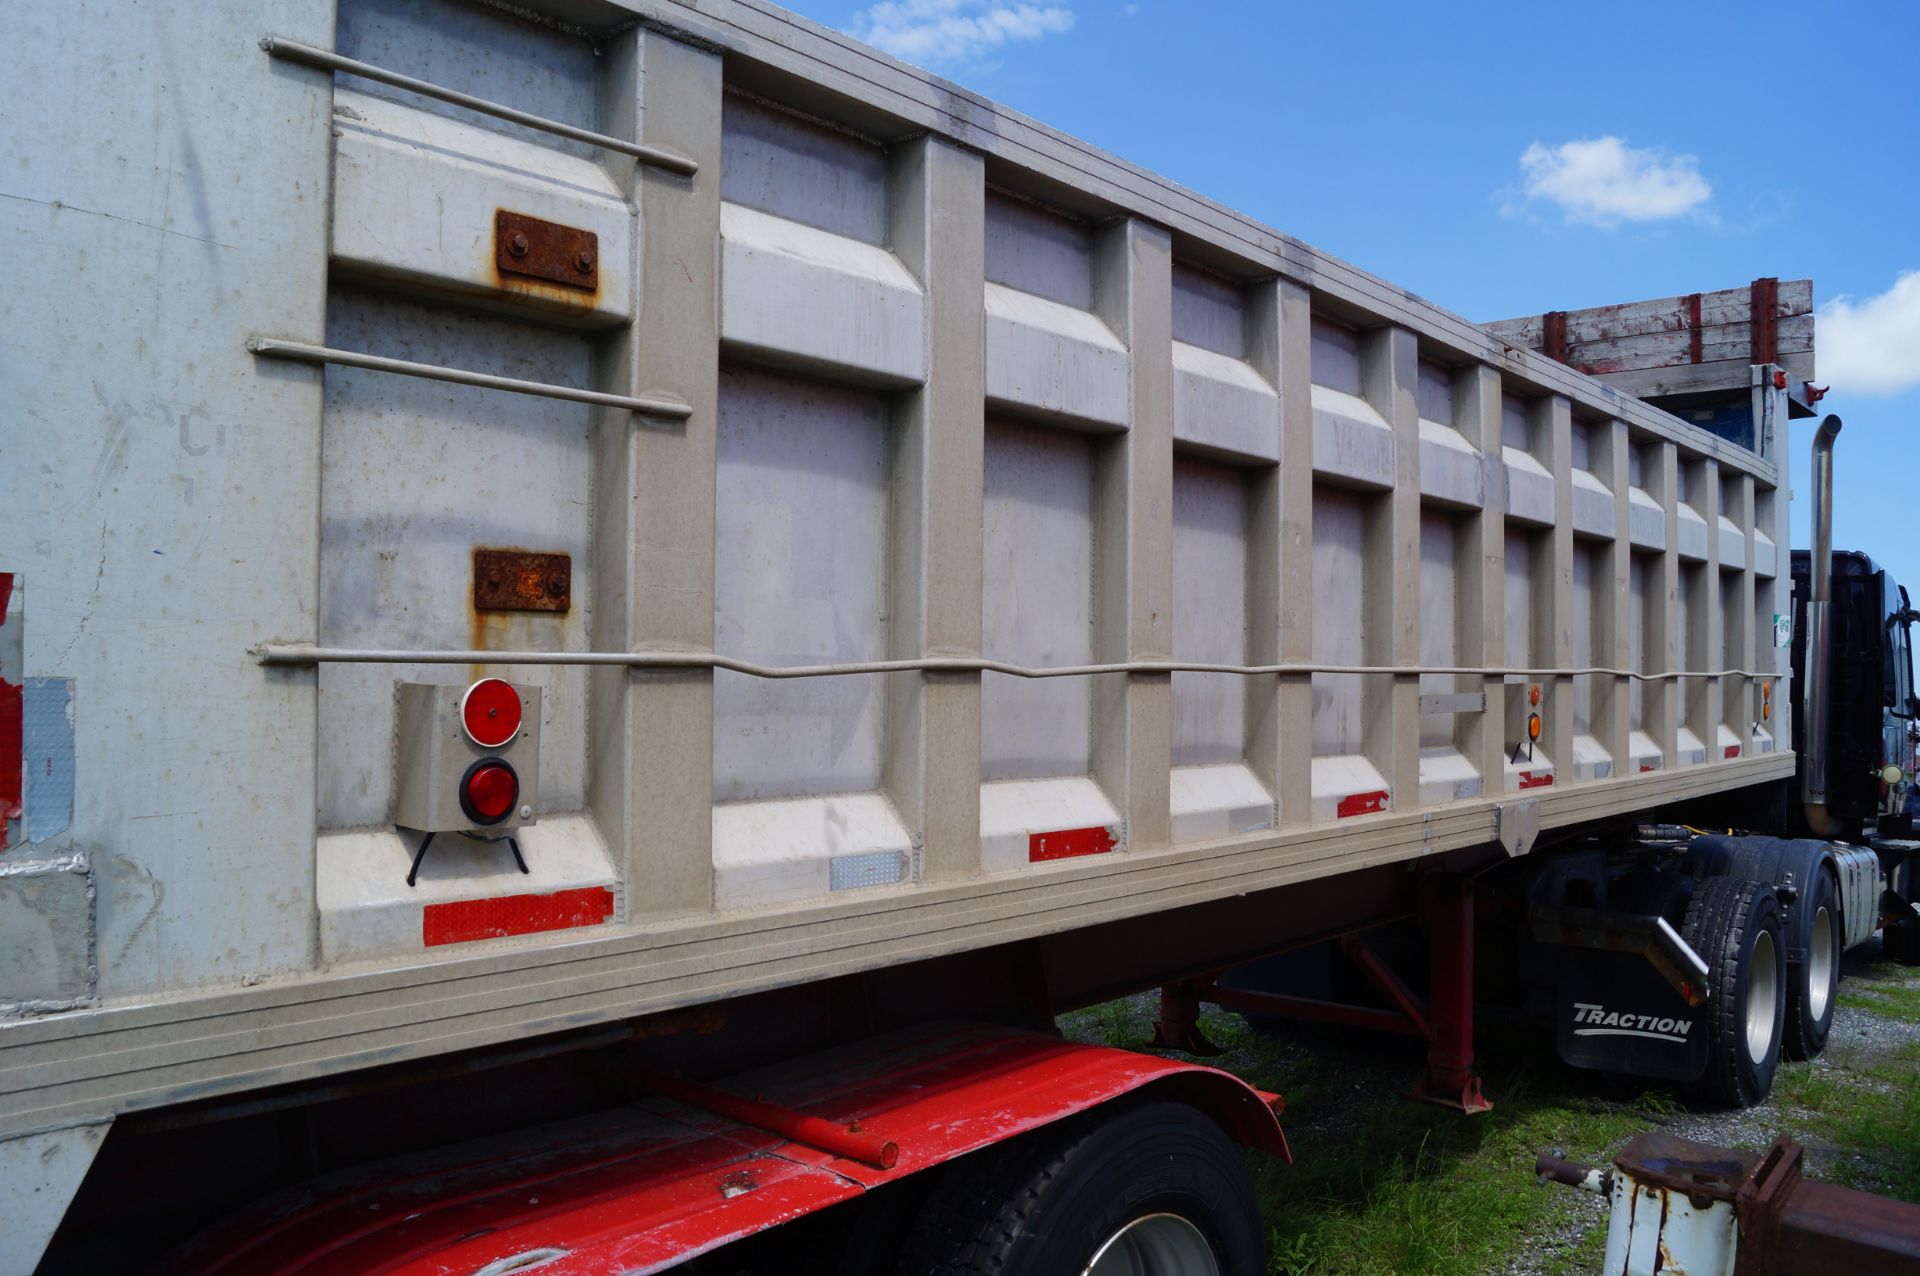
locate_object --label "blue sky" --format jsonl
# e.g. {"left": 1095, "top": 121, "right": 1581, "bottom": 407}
{"left": 789, "top": 0, "right": 1920, "bottom": 589}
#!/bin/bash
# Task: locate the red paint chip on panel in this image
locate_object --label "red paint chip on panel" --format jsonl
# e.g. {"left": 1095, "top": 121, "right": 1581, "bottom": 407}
{"left": 424, "top": 886, "right": 614, "bottom": 947}
{"left": 1029, "top": 826, "right": 1115, "bottom": 862}
{"left": 1336, "top": 790, "right": 1388, "bottom": 818}
{"left": 1517, "top": 771, "right": 1554, "bottom": 790}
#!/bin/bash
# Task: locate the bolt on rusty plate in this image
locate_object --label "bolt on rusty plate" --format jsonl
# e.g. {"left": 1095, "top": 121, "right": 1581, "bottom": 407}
{"left": 474, "top": 549, "right": 571, "bottom": 613}
{"left": 494, "top": 209, "right": 598, "bottom": 292}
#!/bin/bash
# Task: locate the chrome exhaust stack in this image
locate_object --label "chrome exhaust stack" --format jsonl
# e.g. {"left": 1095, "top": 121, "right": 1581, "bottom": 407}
{"left": 1803, "top": 413, "right": 1843, "bottom": 837}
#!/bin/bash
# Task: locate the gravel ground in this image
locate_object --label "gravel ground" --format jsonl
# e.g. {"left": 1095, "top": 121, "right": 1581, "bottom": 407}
{"left": 1531, "top": 939, "right": 1920, "bottom": 1273}
{"left": 1510, "top": 938, "right": 1920, "bottom": 1275}
{"left": 1653, "top": 940, "right": 1920, "bottom": 1154}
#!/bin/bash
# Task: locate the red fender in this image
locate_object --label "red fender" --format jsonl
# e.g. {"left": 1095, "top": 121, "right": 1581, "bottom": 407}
{"left": 162, "top": 1022, "right": 1287, "bottom": 1276}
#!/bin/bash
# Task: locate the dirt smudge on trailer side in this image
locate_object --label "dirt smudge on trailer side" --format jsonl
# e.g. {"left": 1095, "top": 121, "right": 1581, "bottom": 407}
{"left": 470, "top": 603, "right": 507, "bottom": 686}
{"left": 629, "top": 1005, "right": 728, "bottom": 1040}
{"left": 105, "top": 855, "right": 166, "bottom": 964}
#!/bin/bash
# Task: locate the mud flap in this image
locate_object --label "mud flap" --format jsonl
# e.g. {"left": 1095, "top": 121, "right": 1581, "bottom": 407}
{"left": 1555, "top": 948, "right": 1708, "bottom": 1082}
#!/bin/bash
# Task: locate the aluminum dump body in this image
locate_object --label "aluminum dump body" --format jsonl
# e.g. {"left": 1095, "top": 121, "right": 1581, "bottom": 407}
{"left": 0, "top": 0, "right": 1791, "bottom": 1142}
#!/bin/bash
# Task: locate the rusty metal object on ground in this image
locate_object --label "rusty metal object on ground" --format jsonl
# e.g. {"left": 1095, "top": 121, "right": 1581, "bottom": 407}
{"left": 1538, "top": 1130, "right": 1920, "bottom": 1274}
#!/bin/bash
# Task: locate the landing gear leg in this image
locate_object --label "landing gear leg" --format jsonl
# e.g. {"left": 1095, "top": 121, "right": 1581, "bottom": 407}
{"left": 1409, "top": 874, "right": 1492, "bottom": 1114}
{"left": 1150, "top": 979, "right": 1221, "bottom": 1056}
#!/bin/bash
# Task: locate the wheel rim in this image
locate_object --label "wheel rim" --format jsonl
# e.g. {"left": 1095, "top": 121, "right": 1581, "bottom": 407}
{"left": 1746, "top": 930, "right": 1780, "bottom": 1065}
{"left": 1808, "top": 905, "right": 1836, "bottom": 1022}
{"left": 1084, "top": 1212, "right": 1220, "bottom": 1276}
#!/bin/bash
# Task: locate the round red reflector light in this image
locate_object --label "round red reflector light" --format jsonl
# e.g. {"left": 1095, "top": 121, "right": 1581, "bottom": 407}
{"left": 462, "top": 678, "right": 523, "bottom": 748}
{"left": 461, "top": 759, "right": 519, "bottom": 826}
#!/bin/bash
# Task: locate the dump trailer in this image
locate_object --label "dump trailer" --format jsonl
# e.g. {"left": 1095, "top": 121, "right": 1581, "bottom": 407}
{"left": 1210, "top": 287, "right": 1920, "bottom": 1112}
{"left": 3, "top": 1, "right": 1911, "bottom": 1271}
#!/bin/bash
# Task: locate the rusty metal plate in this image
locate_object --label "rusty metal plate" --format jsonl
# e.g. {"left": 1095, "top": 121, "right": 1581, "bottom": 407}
{"left": 474, "top": 549, "right": 571, "bottom": 613}
{"left": 494, "top": 210, "right": 598, "bottom": 292}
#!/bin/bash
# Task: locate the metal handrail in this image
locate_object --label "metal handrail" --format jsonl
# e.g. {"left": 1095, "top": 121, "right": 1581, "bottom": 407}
{"left": 262, "top": 37, "right": 699, "bottom": 176}
{"left": 252, "top": 643, "right": 1782, "bottom": 683}
{"left": 247, "top": 339, "right": 693, "bottom": 420}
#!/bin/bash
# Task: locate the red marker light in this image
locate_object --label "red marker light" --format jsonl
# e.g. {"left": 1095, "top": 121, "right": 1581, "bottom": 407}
{"left": 460, "top": 759, "right": 519, "bottom": 825}
{"left": 462, "top": 678, "right": 523, "bottom": 748}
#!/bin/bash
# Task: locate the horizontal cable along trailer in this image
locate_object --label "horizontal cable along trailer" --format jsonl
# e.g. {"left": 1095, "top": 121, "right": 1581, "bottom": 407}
{"left": 4, "top": 0, "right": 1869, "bottom": 1271}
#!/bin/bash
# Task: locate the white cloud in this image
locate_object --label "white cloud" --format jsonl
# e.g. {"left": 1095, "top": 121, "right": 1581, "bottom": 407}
{"left": 1821, "top": 271, "right": 1920, "bottom": 397}
{"left": 1510, "top": 136, "right": 1712, "bottom": 227}
{"left": 847, "top": 0, "right": 1075, "bottom": 69}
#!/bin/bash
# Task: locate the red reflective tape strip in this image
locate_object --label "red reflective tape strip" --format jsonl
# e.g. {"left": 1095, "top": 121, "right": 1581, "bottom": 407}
{"left": 1029, "top": 826, "right": 1114, "bottom": 862}
{"left": 1336, "top": 790, "right": 1388, "bottom": 818}
{"left": 423, "top": 886, "right": 614, "bottom": 947}
{"left": 1517, "top": 771, "right": 1554, "bottom": 790}
{"left": 0, "top": 573, "right": 13, "bottom": 625}
{"left": 1724, "top": 745, "right": 1741, "bottom": 759}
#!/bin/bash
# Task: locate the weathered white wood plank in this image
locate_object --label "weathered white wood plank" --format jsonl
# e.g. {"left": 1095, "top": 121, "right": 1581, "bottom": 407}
{"left": 1483, "top": 280, "right": 1812, "bottom": 350}
{"left": 1552, "top": 314, "right": 1814, "bottom": 371}
{"left": 1592, "top": 354, "right": 1815, "bottom": 400}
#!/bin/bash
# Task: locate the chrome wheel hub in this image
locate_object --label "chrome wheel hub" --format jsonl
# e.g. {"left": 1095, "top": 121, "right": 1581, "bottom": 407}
{"left": 1085, "top": 1213, "right": 1220, "bottom": 1276}
{"left": 1747, "top": 929, "right": 1780, "bottom": 1065}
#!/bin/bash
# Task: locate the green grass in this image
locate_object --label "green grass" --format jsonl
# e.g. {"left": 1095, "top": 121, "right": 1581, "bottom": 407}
{"left": 1060, "top": 948, "right": 1920, "bottom": 1274}
{"left": 1772, "top": 1039, "right": 1920, "bottom": 1201}
{"left": 1248, "top": 1062, "right": 1652, "bottom": 1276}
{"left": 1060, "top": 1003, "right": 1664, "bottom": 1275}
{"left": 1836, "top": 981, "right": 1920, "bottom": 1019}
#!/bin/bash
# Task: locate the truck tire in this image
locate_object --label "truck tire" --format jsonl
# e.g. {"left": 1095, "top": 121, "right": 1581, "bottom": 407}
{"left": 895, "top": 1100, "right": 1264, "bottom": 1275}
{"left": 1682, "top": 878, "right": 1786, "bottom": 1107}
{"left": 1784, "top": 870, "right": 1840, "bottom": 1060}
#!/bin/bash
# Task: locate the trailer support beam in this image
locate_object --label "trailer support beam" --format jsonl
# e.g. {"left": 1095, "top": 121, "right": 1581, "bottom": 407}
{"left": 1183, "top": 881, "right": 1489, "bottom": 1114}
{"left": 1150, "top": 978, "right": 1222, "bottom": 1055}
{"left": 1410, "top": 874, "right": 1492, "bottom": 1114}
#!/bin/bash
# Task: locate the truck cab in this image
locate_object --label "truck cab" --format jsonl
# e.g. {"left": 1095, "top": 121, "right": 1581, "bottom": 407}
{"left": 1790, "top": 549, "right": 1919, "bottom": 838}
